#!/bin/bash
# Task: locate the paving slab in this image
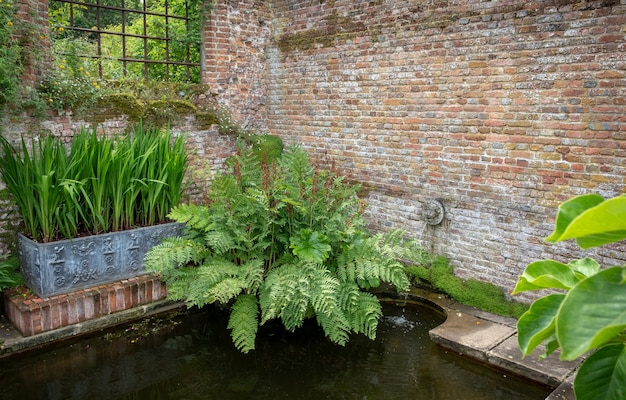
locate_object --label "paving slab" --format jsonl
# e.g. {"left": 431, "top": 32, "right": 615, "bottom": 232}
{"left": 429, "top": 308, "right": 515, "bottom": 362}
{"left": 545, "top": 375, "right": 576, "bottom": 400}
{"left": 487, "top": 335, "right": 580, "bottom": 387}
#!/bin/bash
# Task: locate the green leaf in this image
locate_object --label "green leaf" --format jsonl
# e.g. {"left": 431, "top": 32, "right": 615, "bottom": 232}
{"left": 574, "top": 344, "right": 626, "bottom": 400}
{"left": 570, "top": 257, "right": 601, "bottom": 279}
{"left": 290, "top": 229, "right": 331, "bottom": 263}
{"left": 546, "top": 193, "right": 605, "bottom": 243}
{"left": 516, "top": 294, "right": 565, "bottom": 356}
{"left": 512, "top": 260, "right": 579, "bottom": 293}
{"left": 547, "top": 195, "right": 626, "bottom": 249}
{"left": 228, "top": 295, "right": 259, "bottom": 353}
{"left": 557, "top": 267, "right": 626, "bottom": 360}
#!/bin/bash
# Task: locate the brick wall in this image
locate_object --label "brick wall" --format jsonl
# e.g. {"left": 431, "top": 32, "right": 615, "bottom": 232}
{"left": 4, "top": 0, "right": 626, "bottom": 300}
{"left": 14, "top": 0, "right": 50, "bottom": 87}
{"left": 206, "top": 0, "right": 626, "bottom": 297}
{"left": 202, "top": 0, "right": 273, "bottom": 133}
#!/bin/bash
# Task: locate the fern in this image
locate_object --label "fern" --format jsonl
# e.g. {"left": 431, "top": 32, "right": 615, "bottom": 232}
{"left": 315, "top": 306, "right": 351, "bottom": 346}
{"left": 144, "top": 237, "right": 208, "bottom": 270}
{"left": 228, "top": 294, "right": 259, "bottom": 353}
{"left": 168, "top": 204, "right": 213, "bottom": 231}
{"left": 203, "top": 277, "right": 246, "bottom": 304}
{"left": 145, "top": 143, "right": 430, "bottom": 352}
{"left": 349, "top": 292, "right": 383, "bottom": 339}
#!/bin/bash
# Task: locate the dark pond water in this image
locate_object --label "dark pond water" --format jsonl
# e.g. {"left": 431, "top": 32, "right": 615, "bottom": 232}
{"left": 0, "top": 301, "right": 552, "bottom": 400}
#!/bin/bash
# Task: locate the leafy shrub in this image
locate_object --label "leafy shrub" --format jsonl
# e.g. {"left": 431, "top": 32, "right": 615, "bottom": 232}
{"left": 0, "top": 124, "right": 188, "bottom": 242}
{"left": 146, "top": 145, "right": 427, "bottom": 353}
{"left": 513, "top": 194, "right": 626, "bottom": 400}
{"left": 0, "top": 0, "right": 22, "bottom": 108}
{"left": 0, "top": 255, "right": 21, "bottom": 291}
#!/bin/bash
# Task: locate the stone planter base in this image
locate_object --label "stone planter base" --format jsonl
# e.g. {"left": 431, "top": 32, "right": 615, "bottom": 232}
{"left": 18, "top": 222, "right": 182, "bottom": 298}
{"left": 3, "top": 274, "right": 168, "bottom": 337}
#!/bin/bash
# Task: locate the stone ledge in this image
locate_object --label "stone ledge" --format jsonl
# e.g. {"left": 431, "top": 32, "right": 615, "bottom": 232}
{"left": 2, "top": 274, "right": 167, "bottom": 337}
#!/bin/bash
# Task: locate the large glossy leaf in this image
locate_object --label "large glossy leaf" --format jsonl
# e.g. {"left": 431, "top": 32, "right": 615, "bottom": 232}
{"left": 557, "top": 267, "right": 626, "bottom": 359}
{"left": 547, "top": 195, "right": 626, "bottom": 249}
{"left": 574, "top": 344, "right": 626, "bottom": 400}
{"left": 546, "top": 193, "right": 605, "bottom": 244}
{"left": 517, "top": 294, "right": 565, "bottom": 356}
{"left": 512, "top": 260, "right": 579, "bottom": 293}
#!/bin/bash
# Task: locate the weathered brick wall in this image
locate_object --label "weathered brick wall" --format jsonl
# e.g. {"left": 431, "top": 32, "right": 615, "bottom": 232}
{"left": 207, "top": 0, "right": 626, "bottom": 297}
{"left": 4, "top": 0, "right": 626, "bottom": 301}
{"left": 14, "top": 0, "right": 51, "bottom": 85}
{"left": 202, "top": 0, "right": 273, "bottom": 133}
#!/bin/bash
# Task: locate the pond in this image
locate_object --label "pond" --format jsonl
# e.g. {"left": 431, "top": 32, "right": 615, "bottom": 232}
{"left": 0, "top": 300, "right": 552, "bottom": 400}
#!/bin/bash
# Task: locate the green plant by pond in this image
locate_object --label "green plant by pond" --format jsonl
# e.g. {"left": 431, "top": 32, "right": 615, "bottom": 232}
{"left": 146, "top": 144, "right": 428, "bottom": 353}
{"left": 513, "top": 194, "right": 626, "bottom": 400}
{"left": 0, "top": 124, "right": 188, "bottom": 243}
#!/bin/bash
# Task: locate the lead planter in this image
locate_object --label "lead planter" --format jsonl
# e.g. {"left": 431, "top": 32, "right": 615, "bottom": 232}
{"left": 17, "top": 222, "right": 183, "bottom": 298}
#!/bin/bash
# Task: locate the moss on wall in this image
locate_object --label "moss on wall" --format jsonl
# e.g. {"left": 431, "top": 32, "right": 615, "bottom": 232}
{"left": 144, "top": 99, "right": 198, "bottom": 127}
{"left": 277, "top": 10, "right": 366, "bottom": 53}
{"left": 91, "top": 93, "right": 145, "bottom": 125}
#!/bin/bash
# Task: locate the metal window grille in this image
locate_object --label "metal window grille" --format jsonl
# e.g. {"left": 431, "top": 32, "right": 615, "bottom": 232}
{"left": 49, "top": 0, "right": 201, "bottom": 82}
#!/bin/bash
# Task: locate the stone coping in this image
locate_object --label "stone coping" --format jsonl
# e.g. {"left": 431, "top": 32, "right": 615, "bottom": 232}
{"left": 1, "top": 285, "right": 579, "bottom": 399}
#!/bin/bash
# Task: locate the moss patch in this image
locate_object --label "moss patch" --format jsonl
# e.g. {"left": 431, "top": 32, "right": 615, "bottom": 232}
{"left": 144, "top": 99, "right": 197, "bottom": 127}
{"left": 91, "top": 93, "right": 145, "bottom": 125}
{"left": 406, "top": 256, "right": 529, "bottom": 319}
{"left": 278, "top": 10, "right": 366, "bottom": 53}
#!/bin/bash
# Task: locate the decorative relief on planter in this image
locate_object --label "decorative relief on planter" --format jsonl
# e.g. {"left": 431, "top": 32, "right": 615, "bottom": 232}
{"left": 17, "top": 222, "right": 183, "bottom": 298}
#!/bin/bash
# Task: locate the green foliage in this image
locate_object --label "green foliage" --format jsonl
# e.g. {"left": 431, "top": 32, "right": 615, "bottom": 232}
{"left": 38, "top": 40, "right": 103, "bottom": 113}
{"left": 0, "top": 0, "right": 22, "bottom": 107}
{"left": 406, "top": 256, "right": 529, "bottom": 318}
{"left": 0, "top": 0, "right": 47, "bottom": 113}
{"left": 49, "top": 0, "right": 202, "bottom": 83}
{"left": 0, "top": 254, "right": 21, "bottom": 291}
{"left": 146, "top": 145, "right": 426, "bottom": 353}
{"left": 0, "top": 124, "right": 188, "bottom": 242}
{"left": 513, "top": 194, "right": 626, "bottom": 400}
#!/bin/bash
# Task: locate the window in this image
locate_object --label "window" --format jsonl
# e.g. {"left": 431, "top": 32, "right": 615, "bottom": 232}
{"left": 49, "top": 0, "right": 201, "bottom": 82}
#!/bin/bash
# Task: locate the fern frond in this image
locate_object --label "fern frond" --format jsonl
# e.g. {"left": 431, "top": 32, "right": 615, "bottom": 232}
{"left": 316, "top": 306, "right": 351, "bottom": 346}
{"left": 228, "top": 294, "right": 259, "bottom": 353}
{"left": 203, "top": 277, "right": 246, "bottom": 304}
{"left": 281, "top": 284, "right": 310, "bottom": 331}
{"left": 144, "top": 237, "right": 208, "bottom": 272}
{"left": 203, "top": 229, "right": 236, "bottom": 255}
{"left": 336, "top": 281, "right": 360, "bottom": 313}
{"left": 349, "top": 292, "right": 383, "bottom": 340}
{"left": 238, "top": 259, "right": 265, "bottom": 293}
{"left": 336, "top": 230, "right": 415, "bottom": 291}
{"left": 168, "top": 204, "right": 213, "bottom": 231}
{"left": 308, "top": 265, "right": 340, "bottom": 316}
{"left": 259, "top": 263, "right": 315, "bottom": 330}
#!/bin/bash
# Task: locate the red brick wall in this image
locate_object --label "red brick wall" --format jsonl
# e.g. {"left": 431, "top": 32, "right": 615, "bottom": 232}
{"left": 206, "top": 0, "right": 626, "bottom": 297}
{"left": 14, "top": 0, "right": 51, "bottom": 86}
{"left": 6, "top": 0, "right": 626, "bottom": 299}
{"left": 202, "top": 0, "right": 273, "bottom": 133}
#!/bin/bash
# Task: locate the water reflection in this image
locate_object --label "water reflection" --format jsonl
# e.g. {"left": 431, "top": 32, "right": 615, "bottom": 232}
{"left": 0, "top": 302, "right": 551, "bottom": 400}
